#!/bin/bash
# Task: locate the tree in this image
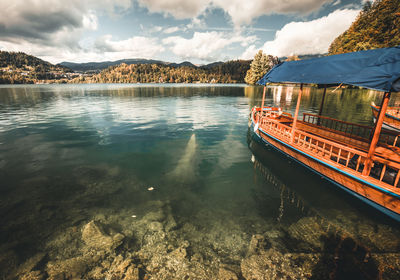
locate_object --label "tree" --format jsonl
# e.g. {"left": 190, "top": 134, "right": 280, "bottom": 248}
{"left": 245, "top": 50, "right": 279, "bottom": 85}
{"left": 329, "top": 0, "right": 400, "bottom": 55}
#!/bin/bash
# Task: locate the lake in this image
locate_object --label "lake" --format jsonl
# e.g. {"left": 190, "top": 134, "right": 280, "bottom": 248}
{"left": 0, "top": 84, "right": 399, "bottom": 279}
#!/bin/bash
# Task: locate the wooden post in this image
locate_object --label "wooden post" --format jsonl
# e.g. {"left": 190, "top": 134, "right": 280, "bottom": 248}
{"left": 258, "top": 86, "right": 267, "bottom": 124}
{"left": 363, "top": 91, "right": 391, "bottom": 176}
{"left": 317, "top": 85, "right": 327, "bottom": 125}
{"left": 291, "top": 84, "right": 303, "bottom": 143}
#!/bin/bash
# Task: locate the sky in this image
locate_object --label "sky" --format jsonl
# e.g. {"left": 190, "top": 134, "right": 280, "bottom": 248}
{"left": 0, "top": 0, "right": 367, "bottom": 64}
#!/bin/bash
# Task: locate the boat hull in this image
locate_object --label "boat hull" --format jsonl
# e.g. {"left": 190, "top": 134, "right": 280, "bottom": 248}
{"left": 371, "top": 105, "right": 400, "bottom": 133}
{"left": 372, "top": 116, "right": 400, "bottom": 133}
{"left": 250, "top": 118, "right": 400, "bottom": 222}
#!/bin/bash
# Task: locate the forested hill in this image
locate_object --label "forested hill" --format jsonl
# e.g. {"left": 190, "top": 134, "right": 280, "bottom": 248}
{"left": 71, "top": 60, "right": 251, "bottom": 84}
{"left": 0, "top": 50, "right": 250, "bottom": 84}
{"left": 329, "top": 0, "right": 400, "bottom": 54}
{"left": 0, "top": 51, "right": 72, "bottom": 83}
{"left": 0, "top": 51, "right": 70, "bottom": 72}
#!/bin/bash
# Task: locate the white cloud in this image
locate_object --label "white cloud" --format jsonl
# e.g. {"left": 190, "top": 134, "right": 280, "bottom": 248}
{"left": 0, "top": 34, "right": 165, "bottom": 63}
{"left": 163, "top": 31, "right": 256, "bottom": 61}
{"left": 94, "top": 35, "right": 165, "bottom": 59}
{"left": 214, "top": 0, "right": 333, "bottom": 26}
{"left": 137, "top": 0, "right": 334, "bottom": 27}
{"left": 0, "top": 0, "right": 132, "bottom": 47}
{"left": 137, "top": 0, "right": 211, "bottom": 19}
{"left": 258, "top": 9, "right": 359, "bottom": 57}
{"left": 164, "top": 27, "right": 180, "bottom": 34}
{"left": 240, "top": 45, "right": 259, "bottom": 60}
{"left": 148, "top": 26, "right": 163, "bottom": 33}
{"left": 0, "top": 0, "right": 135, "bottom": 62}
{"left": 82, "top": 11, "right": 98, "bottom": 30}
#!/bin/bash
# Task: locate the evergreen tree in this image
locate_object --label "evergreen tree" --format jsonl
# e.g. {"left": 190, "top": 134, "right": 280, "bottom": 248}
{"left": 329, "top": 0, "right": 400, "bottom": 55}
{"left": 245, "top": 50, "right": 279, "bottom": 85}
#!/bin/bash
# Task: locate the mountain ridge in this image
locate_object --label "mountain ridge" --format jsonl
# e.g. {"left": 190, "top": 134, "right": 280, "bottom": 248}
{"left": 59, "top": 59, "right": 223, "bottom": 72}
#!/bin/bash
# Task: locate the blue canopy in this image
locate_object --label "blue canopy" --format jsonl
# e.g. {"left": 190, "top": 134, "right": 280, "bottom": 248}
{"left": 257, "top": 46, "right": 400, "bottom": 92}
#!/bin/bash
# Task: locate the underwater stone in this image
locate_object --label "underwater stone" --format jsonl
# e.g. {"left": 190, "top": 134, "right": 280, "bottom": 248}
{"left": 287, "top": 216, "right": 325, "bottom": 250}
{"left": 148, "top": 221, "right": 164, "bottom": 232}
{"left": 241, "top": 248, "right": 315, "bottom": 280}
{"left": 105, "top": 255, "right": 139, "bottom": 280}
{"left": 19, "top": 270, "right": 44, "bottom": 280}
{"left": 248, "top": 234, "right": 268, "bottom": 256}
{"left": 87, "top": 266, "right": 104, "bottom": 280}
{"left": 218, "top": 267, "right": 238, "bottom": 280}
{"left": 165, "top": 214, "right": 177, "bottom": 232}
{"left": 46, "top": 256, "right": 88, "bottom": 279}
{"left": 142, "top": 210, "right": 165, "bottom": 222}
{"left": 82, "top": 220, "right": 124, "bottom": 251}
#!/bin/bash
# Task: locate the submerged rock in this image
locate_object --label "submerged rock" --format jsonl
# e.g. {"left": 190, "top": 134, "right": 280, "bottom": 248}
{"left": 287, "top": 216, "right": 325, "bottom": 251}
{"left": 104, "top": 255, "right": 139, "bottom": 280}
{"left": 241, "top": 248, "right": 318, "bottom": 280}
{"left": 16, "top": 253, "right": 47, "bottom": 278}
{"left": 46, "top": 256, "right": 89, "bottom": 279}
{"left": 19, "top": 270, "right": 44, "bottom": 280}
{"left": 82, "top": 220, "right": 124, "bottom": 251}
{"left": 218, "top": 267, "right": 238, "bottom": 280}
{"left": 372, "top": 253, "right": 400, "bottom": 279}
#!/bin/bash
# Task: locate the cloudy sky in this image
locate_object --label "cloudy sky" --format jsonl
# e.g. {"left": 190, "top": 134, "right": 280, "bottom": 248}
{"left": 0, "top": 0, "right": 365, "bottom": 64}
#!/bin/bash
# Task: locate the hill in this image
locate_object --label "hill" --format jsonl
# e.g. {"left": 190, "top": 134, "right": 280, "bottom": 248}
{"left": 71, "top": 60, "right": 251, "bottom": 84}
{"left": 59, "top": 59, "right": 224, "bottom": 72}
{"left": 59, "top": 58, "right": 165, "bottom": 72}
{"left": 0, "top": 51, "right": 250, "bottom": 84}
{"left": 0, "top": 51, "right": 72, "bottom": 84}
{"left": 329, "top": 0, "right": 400, "bottom": 54}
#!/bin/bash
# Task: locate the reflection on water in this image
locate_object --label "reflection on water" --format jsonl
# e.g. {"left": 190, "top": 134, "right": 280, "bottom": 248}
{"left": 0, "top": 84, "right": 399, "bottom": 279}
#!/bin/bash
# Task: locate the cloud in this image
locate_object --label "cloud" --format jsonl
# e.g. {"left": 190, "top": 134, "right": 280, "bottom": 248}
{"left": 213, "top": 0, "right": 333, "bottom": 26}
{"left": 94, "top": 35, "right": 165, "bottom": 60}
{"left": 163, "top": 31, "right": 256, "bottom": 61}
{"left": 0, "top": 0, "right": 135, "bottom": 62}
{"left": 258, "top": 9, "right": 359, "bottom": 57}
{"left": 137, "top": 0, "right": 211, "bottom": 19}
{"left": 0, "top": 0, "right": 131, "bottom": 44}
{"left": 164, "top": 27, "right": 180, "bottom": 34}
{"left": 0, "top": 33, "right": 165, "bottom": 63}
{"left": 240, "top": 45, "right": 259, "bottom": 60}
{"left": 137, "top": 0, "right": 335, "bottom": 27}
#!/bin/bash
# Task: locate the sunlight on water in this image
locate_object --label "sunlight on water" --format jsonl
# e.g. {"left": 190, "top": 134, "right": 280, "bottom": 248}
{"left": 0, "top": 84, "right": 399, "bottom": 279}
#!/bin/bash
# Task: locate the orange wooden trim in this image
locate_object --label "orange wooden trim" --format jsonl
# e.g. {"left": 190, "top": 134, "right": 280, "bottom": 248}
{"left": 257, "top": 131, "right": 400, "bottom": 215}
{"left": 291, "top": 84, "right": 303, "bottom": 143}
{"left": 260, "top": 86, "right": 266, "bottom": 120}
{"left": 364, "top": 92, "right": 392, "bottom": 175}
{"left": 252, "top": 107, "right": 400, "bottom": 185}
{"left": 317, "top": 85, "right": 327, "bottom": 125}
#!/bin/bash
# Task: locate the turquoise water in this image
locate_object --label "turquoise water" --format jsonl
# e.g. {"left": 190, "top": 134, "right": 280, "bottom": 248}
{"left": 0, "top": 84, "right": 399, "bottom": 279}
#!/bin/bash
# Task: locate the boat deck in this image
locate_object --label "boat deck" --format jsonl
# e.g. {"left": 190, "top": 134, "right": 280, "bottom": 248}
{"left": 275, "top": 114, "right": 400, "bottom": 164}
{"left": 255, "top": 109, "right": 400, "bottom": 191}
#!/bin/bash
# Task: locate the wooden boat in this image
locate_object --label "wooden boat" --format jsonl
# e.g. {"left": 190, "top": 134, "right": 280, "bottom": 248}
{"left": 250, "top": 46, "right": 400, "bottom": 222}
{"left": 371, "top": 102, "right": 400, "bottom": 132}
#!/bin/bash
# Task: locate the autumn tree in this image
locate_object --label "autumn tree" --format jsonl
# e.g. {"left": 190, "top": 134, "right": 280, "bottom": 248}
{"left": 244, "top": 50, "right": 279, "bottom": 85}
{"left": 329, "top": 0, "right": 400, "bottom": 55}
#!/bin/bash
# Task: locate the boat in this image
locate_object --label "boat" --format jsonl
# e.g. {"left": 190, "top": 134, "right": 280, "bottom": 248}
{"left": 249, "top": 46, "right": 400, "bottom": 222}
{"left": 371, "top": 102, "right": 400, "bottom": 132}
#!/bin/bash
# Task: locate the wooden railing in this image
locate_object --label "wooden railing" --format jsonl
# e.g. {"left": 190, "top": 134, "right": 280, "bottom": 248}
{"left": 255, "top": 110, "right": 400, "bottom": 188}
{"left": 303, "top": 113, "right": 400, "bottom": 148}
{"left": 303, "top": 113, "right": 372, "bottom": 139}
